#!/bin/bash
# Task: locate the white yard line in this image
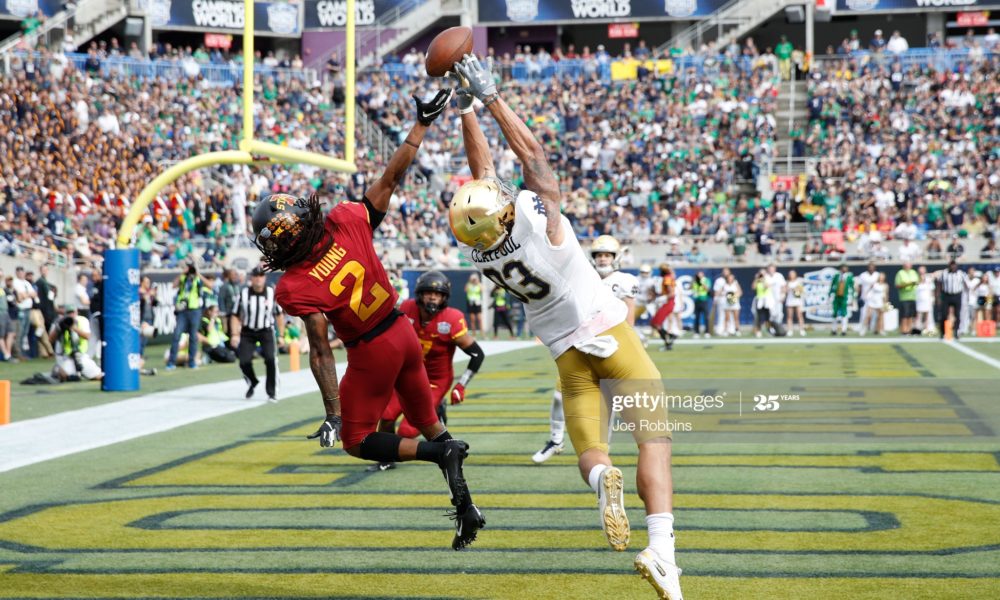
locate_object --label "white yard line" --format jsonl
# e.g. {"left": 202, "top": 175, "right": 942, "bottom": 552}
{"left": 945, "top": 341, "right": 1000, "bottom": 371}
{"left": 668, "top": 336, "right": 1000, "bottom": 346}
{"left": 0, "top": 341, "right": 536, "bottom": 474}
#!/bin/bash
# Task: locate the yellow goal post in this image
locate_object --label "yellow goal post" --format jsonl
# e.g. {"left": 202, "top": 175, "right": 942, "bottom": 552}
{"left": 116, "top": 0, "right": 357, "bottom": 248}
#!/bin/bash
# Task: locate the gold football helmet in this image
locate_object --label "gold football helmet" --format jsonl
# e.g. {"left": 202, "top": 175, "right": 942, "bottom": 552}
{"left": 449, "top": 178, "right": 515, "bottom": 251}
{"left": 590, "top": 235, "right": 621, "bottom": 276}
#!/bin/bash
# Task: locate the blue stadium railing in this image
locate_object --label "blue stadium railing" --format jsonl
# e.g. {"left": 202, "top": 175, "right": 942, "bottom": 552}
{"left": 7, "top": 48, "right": 992, "bottom": 87}
{"left": 8, "top": 51, "right": 317, "bottom": 86}
{"left": 373, "top": 48, "right": 993, "bottom": 84}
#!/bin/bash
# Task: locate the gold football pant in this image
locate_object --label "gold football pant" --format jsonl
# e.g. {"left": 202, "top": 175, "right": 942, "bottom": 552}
{"left": 555, "top": 321, "right": 667, "bottom": 456}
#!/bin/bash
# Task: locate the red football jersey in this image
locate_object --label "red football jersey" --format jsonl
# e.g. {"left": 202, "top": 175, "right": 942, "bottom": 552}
{"left": 276, "top": 202, "right": 398, "bottom": 342}
{"left": 401, "top": 299, "right": 468, "bottom": 383}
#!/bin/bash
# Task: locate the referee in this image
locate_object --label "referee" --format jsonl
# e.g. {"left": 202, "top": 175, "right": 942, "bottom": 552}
{"left": 938, "top": 260, "right": 967, "bottom": 340}
{"left": 234, "top": 266, "right": 283, "bottom": 401}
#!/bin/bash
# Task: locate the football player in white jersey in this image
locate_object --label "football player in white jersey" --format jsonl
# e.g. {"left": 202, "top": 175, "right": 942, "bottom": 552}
{"left": 451, "top": 55, "right": 683, "bottom": 599}
{"left": 533, "top": 235, "right": 639, "bottom": 464}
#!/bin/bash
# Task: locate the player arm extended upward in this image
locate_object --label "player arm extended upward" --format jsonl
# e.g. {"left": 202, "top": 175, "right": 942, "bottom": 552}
{"left": 303, "top": 312, "right": 340, "bottom": 416}
{"left": 486, "top": 97, "right": 563, "bottom": 245}
{"left": 453, "top": 55, "right": 562, "bottom": 244}
{"left": 460, "top": 110, "right": 496, "bottom": 179}
{"left": 365, "top": 89, "right": 452, "bottom": 214}
{"left": 364, "top": 122, "right": 428, "bottom": 214}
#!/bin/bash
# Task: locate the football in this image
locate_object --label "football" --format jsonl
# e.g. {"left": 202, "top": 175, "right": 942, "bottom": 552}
{"left": 425, "top": 26, "right": 474, "bottom": 77}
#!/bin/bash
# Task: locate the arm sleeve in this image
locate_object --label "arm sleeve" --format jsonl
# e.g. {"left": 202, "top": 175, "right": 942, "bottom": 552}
{"left": 459, "top": 340, "right": 485, "bottom": 374}
{"left": 361, "top": 195, "right": 386, "bottom": 230}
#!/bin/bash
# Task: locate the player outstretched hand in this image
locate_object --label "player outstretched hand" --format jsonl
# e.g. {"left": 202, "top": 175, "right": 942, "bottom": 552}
{"left": 449, "top": 72, "right": 474, "bottom": 113}
{"left": 413, "top": 89, "right": 454, "bottom": 126}
{"left": 450, "top": 384, "right": 466, "bottom": 405}
{"left": 307, "top": 414, "right": 342, "bottom": 447}
{"left": 452, "top": 54, "right": 497, "bottom": 102}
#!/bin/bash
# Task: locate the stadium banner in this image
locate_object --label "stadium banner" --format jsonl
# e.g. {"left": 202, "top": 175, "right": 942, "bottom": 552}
{"left": 834, "top": 0, "right": 1000, "bottom": 13}
{"left": 303, "top": 0, "right": 409, "bottom": 29}
{"left": 478, "top": 0, "right": 729, "bottom": 24}
{"left": 0, "top": 0, "right": 63, "bottom": 19}
{"left": 103, "top": 249, "right": 142, "bottom": 392}
{"left": 142, "top": 0, "right": 302, "bottom": 35}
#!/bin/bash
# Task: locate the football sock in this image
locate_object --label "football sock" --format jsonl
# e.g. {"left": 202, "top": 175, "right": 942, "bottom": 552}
{"left": 588, "top": 464, "right": 609, "bottom": 493}
{"left": 415, "top": 441, "right": 446, "bottom": 465}
{"left": 646, "top": 513, "right": 676, "bottom": 564}
{"left": 550, "top": 391, "right": 565, "bottom": 445}
{"left": 431, "top": 430, "right": 453, "bottom": 443}
{"left": 358, "top": 432, "right": 402, "bottom": 463}
{"left": 841, "top": 317, "right": 848, "bottom": 333}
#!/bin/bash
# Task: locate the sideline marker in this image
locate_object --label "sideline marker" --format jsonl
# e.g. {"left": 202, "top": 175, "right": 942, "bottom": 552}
{"left": 0, "top": 380, "right": 10, "bottom": 425}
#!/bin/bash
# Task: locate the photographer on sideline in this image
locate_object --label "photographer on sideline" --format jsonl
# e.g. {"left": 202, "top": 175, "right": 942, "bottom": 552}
{"left": 167, "top": 260, "right": 213, "bottom": 370}
{"left": 50, "top": 304, "right": 103, "bottom": 381}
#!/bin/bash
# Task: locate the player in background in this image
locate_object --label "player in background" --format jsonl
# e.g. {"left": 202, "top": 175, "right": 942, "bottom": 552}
{"left": 253, "top": 89, "right": 486, "bottom": 550}
{"left": 532, "top": 235, "right": 638, "bottom": 464}
{"left": 650, "top": 264, "right": 679, "bottom": 350}
{"left": 451, "top": 54, "right": 683, "bottom": 599}
{"left": 374, "top": 271, "right": 486, "bottom": 471}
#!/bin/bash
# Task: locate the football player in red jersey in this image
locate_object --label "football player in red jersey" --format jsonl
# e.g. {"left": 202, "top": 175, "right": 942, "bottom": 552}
{"left": 372, "top": 271, "right": 486, "bottom": 471}
{"left": 252, "top": 90, "right": 486, "bottom": 550}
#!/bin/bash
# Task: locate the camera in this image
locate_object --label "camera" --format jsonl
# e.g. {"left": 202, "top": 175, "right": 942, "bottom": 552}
{"left": 59, "top": 316, "right": 76, "bottom": 332}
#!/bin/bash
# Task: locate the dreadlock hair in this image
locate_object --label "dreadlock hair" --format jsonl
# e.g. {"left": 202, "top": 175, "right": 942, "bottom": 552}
{"left": 260, "top": 195, "right": 331, "bottom": 272}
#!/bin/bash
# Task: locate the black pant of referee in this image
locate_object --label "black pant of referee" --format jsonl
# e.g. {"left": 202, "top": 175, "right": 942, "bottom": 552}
{"left": 239, "top": 327, "right": 277, "bottom": 399}
{"left": 938, "top": 293, "right": 963, "bottom": 339}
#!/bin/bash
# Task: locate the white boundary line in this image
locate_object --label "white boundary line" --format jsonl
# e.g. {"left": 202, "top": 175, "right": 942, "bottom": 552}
{"left": 668, "top": 336, "right": 1000, "bottom": 346}
{"left": 946, "top": 341, "right": 1000, "bottom": 371}
{"left": 0, "top": 341, "right": 536, "bottom": 474}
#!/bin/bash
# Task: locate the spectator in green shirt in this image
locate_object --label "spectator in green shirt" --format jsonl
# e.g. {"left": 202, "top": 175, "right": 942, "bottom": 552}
{"left": 175, "top": 230, "right": 195, "bottom": 263}
{"left": 775, "top": 36, "right": 794, "bottom": 80}
{"left": 21, "top": 11, "right": 43, "bottom": 37}
{"left": 729, "top": 226, "right": 749, "bottom": 261}
{"left": 136, "top": 219, "right": 158, "bottom": 264}
{"left": 895, "top": 262, "right": 919, "bottom": 335}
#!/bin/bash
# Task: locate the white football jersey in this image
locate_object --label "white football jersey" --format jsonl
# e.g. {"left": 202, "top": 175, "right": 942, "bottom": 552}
{"left": 603, "top": 271, "right": 639, "bottom": 301}
{"left": 459, "top": 190, "right": 627, "bottom": 358}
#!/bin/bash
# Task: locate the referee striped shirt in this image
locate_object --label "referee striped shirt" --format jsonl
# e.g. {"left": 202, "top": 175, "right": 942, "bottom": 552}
{"left": 940, "top": 270, "right": 967, "bottom": 295}
{"left": 239, "top": 285, "right": 280, "bottom": 331}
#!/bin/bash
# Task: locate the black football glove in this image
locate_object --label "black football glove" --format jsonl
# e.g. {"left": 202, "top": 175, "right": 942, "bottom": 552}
{"left": 307, "top": 414, "right": 342, "bottom": 447}
{"left": 413, "top": 89, "right": 454, "bottom": 126}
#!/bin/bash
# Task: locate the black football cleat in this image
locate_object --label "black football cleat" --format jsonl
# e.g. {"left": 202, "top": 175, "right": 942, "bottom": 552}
{"left": 450, "top": 503, "right": 486, "bottom": 550}
{"left": 436, "top": 401, "right": 448, "bottom": 425}
{"left": 440, "top": 440, "right": 470, "bottom": 508}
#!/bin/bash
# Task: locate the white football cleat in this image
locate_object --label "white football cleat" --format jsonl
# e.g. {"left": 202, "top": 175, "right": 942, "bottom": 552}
{"left": 598, "top": 466, "right": 630, "bottom": 551}
{"left": 635, "top": 548, "right": 683, "bottom": 599}
{"left": 531, "top": 440, "right": 564, "bottom": 464}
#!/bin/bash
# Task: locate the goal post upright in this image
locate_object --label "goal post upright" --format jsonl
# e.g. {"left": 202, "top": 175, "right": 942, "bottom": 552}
{"left": 117, "top": 0, "right": 358, "bottom": 250}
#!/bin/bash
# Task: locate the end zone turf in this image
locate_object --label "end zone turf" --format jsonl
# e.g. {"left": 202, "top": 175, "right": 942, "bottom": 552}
{"left": 0, "top": 340, "right": 998, "bottom": 598}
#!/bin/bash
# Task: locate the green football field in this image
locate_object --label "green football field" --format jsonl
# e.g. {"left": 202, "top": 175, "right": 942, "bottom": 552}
{"left": 1, "top": 339, "right": 999, "bottom": 599}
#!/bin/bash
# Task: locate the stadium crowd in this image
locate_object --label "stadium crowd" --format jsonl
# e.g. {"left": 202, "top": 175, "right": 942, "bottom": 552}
{"left": 0, "top": 33, "right": 997, "bottom": 273}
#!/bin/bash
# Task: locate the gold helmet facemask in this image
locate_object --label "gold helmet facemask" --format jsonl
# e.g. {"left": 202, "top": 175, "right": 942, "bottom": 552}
{"left": 590, "top": 235, "right": 622, "bottom": 276}
{"left": 449, "top": 178, "right": 517, "bottom": 251}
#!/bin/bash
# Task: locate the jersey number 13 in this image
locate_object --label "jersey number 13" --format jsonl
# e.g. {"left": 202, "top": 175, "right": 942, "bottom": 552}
{"left": 483, "top": 260, "right": 551, "bottom": 303}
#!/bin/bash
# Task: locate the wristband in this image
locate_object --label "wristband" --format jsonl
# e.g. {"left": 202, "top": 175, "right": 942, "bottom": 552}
{"left": 459, "top": 105, "right": 475, "bottom": 115}
{"left": 482, "top": 93, "right": 500, "bottom": 107}
{"left": 458, "top": 368, "right": 474, "bottom": 387}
